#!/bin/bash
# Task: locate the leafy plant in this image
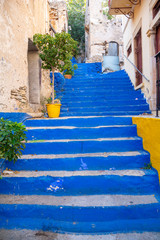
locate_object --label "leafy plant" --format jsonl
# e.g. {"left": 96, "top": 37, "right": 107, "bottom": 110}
{"left": 0, "top": 118, "right": 27, "bottom": 163}
{"left": 33, "top": 32, "right": 78, "bottom": 103}
{"left": 143, "top": 163, "right": 152, "bottom": 170}
{"left": 64, "top": 60, "right": 78, "bottom": 76}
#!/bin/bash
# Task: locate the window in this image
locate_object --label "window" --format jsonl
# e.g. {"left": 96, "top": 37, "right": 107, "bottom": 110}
{"left": 153, "top": 0, "right": 160, "bottom": 19}
{"left": 127, "top": 44, "right": 132, "bottom": 57}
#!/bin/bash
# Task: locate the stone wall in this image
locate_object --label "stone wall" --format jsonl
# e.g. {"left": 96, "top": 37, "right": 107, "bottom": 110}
{"left": 0, "top": 0, "right": 50, "bottom": 113}
{"left": 0, "top": 0, "right": 68, "bottom": 113}
{"left": 85, "top": 0, "right": 124, "bottom": 64}
{"left": 49, "top": 0, "right": 68, "bottom": 33}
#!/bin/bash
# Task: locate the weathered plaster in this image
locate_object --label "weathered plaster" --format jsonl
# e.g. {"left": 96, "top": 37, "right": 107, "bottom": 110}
{"left": 0, "top": 0, "right": 68, "bottom": 113}
{"left": 85, "top": 0, "right": 123, "bottom": 64}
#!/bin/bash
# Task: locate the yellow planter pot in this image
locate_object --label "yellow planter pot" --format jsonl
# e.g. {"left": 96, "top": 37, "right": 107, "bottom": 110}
{"left": 46, "top": 104, "right": 61, "bottom": 118}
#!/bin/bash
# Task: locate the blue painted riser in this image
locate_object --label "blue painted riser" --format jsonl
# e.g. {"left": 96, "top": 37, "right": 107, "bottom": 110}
{"left": 61, "top": 105, "right": 149, "bottom": 113}
{"left": 1, "top": 216, "right": 160, "bottom": 233}
{"left": 26, "top": 126, "right": 137, "bottom": 140}
{"left": 25, "top": 117, "right": 133, "bottom": 127}
{"left": 24, "top": 138, "right": 143, "bottom": 155}
{"left": 1, "top": 203, "right": 160, "bottom": 233}
{"left": 60, "top": 95, "right": 144, "bottom": 101}
{"left": 63, "top": 85, "right": 133, "bottom": 90}
{"left": 0, "top": 172, "right": 158, "bottom": 195}
{"left": 6, "top": 152, "right": 150, "bottom": 171}
{"left": 62, "top": 99, "right": 147, "bottom": 107}
{"left": 60, "top": 111, "right": 151, "bottom": 117}
{"left": 64, "top": 83, "right": 133, "bottom": 88}
{"left": 59, "top": 90, "right": 143, "bottom": 97}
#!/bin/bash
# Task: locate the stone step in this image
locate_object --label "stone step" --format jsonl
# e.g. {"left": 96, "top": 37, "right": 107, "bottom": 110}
{"left": 0, "top": 169, "right": 159, "bottom": 195}
{"left": 59, "top": 89, "right": 141, "bottom": 97}
{"left": 60, "top": 93, "right": 144, "bottom": 101}
{"left": 61, "top": 104, "right": 149, "bottom": 113}
{"left": 0, "top": 229, "right": 160, "bottom": 240}
{"left": 63, "top": 84, "right": 133, "bottom": 90}
{"left": 26, "top": 125, "right": 137, "bottom": 140}
{"left": 62, "top": 99, "right": 147, "bottom": 106}
{"left": 64, "top": 83, "right": 133, "bottom": 89}
{"left": 23, "top": 137, "right": 143, "bottom": 155}
{"left": 60, "top": 110, "right": 151, "bottom": 117}
{"left": 5, "top": 151, "right": 150, "bottom": 171}
{"left": 60, "top": 94, "right": 144, "bottom": 101}
{"left": 66, "top": 76, "right": 130, "bottom": 82}
{"left": 25, "top": 116, "right": 133, "bottom": 127}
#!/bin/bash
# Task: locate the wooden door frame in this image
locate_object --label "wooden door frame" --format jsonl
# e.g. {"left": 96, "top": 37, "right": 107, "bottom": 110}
{"left": 134, "top": 28, "right": 143, "bottom": 86}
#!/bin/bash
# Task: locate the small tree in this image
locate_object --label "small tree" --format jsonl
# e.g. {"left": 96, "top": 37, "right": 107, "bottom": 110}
{"left": 33, "top": 32, "right": 78, "bottom": 103}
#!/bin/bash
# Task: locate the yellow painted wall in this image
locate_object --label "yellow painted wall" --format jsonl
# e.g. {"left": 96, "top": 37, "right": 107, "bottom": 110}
{"left": 132, "top": 117, "right": 160, "bottom": 177}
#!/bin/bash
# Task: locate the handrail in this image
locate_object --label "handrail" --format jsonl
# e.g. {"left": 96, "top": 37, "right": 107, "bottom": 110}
{"left": 124, "top": 54, "right": 150, "bottom": 82}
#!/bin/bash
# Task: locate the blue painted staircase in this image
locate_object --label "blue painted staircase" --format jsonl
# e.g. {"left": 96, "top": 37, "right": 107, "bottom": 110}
{"left": 0, "top": 63, "right": 160, "bottom": 237}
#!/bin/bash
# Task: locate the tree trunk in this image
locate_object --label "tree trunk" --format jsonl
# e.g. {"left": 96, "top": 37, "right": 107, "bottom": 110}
{"left": 51, "top": 67, "right": 55, "bottom": 104}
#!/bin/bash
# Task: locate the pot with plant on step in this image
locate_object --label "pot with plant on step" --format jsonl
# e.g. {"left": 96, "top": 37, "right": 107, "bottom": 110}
{"left": 33, "top": 32, "right": 78, "bottom": 118}
{"left": 64, "top": 61, "right": 78, "bottom": 79}
{"left": 45, "top": 97, "right": 61, "bottom": 118}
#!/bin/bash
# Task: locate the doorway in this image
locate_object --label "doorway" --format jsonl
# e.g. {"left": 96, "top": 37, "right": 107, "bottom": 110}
{"left": 28, "top": 39, "right": 41, "bottom": 105}
{"left": 135, "top": 29, "right": 142, "bottom": 86}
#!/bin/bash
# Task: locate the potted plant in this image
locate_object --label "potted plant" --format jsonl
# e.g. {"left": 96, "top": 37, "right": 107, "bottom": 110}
{"left": 33, "top": 32, "right": 78, "bottom": 118}
{"left": 0, "top": 118, "right": 27, "bottom": 164}
{"left": 64, "top": 60, "right": 78, "bottom": 79}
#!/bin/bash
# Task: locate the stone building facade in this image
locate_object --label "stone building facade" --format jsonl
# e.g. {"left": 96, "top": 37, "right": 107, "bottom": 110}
{"left": 109, "top": 0, "right": 160, "bottom": 113}
{"left": 0, "top": 0, "right": 68, "bottom": 113}
{"left": 85, "top": 0, "right": 124, "bottom": 65}
{"left": 49, "top": 0, "right": 68, "bottom": 34}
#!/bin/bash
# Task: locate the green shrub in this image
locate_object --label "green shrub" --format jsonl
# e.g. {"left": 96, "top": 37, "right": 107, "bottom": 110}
{"left": 0, "top": 118, "right": 27, "bottom": 163}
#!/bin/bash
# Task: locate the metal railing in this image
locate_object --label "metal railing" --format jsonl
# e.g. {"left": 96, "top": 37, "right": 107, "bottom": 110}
{"left": 155, "top": 51, "right": 160, "bottom": 117}
{"left": 124, "top": 54, "right": 150, "bottom": 83}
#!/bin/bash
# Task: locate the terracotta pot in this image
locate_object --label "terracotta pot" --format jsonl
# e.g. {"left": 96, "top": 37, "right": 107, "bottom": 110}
{"left": 64, "top": 74, "right": 72, "bottom": 79}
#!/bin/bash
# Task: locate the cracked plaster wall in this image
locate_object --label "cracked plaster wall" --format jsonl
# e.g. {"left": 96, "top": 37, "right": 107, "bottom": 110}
{"left": 49, "top": 0, "right": 68, "bottom": 34}
{"left": 0, "top": 0, "right": 50, "bottom": 113}
{"left": 0, "top": 0, "right": 67, "bottom": 113}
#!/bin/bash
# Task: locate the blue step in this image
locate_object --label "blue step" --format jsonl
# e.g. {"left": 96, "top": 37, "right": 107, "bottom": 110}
{"left": 62, "top": 99, "right": 147, "bottom": 107}
{"left": 61, "top": 105, "right": 149, "bottom": 113}
{"left": 5, "top": 151, "right": 150, "bottom": 171}
{"left": 60, "top": 95, "right": 145, "bottom": 102}
{"left": 60, "top": 92, "right": 144, "bottom": 100}
{"left": 60, "top": 89, "right": 142, "bottom": 97}
{"left": 0, "top": 170, "right": 158, "bottom": 195}
{"left": 63, "top": 83, "right": 133, "bottom": 89}
{"left": 1, "top": 203, "right": 160, "bottom": 233}
{"left": 0, "top": 65, "right": 155, "bottom": 236}
{"left": 25, "top": 116, "right": 133, "bottom": 127}
{"left": 60, "top": 110, "right": 151, "bottom": 117}
{"left": 26, "top": 125, "right": 137, "bottom": 140}
{"left": 23, "top": 137, "right": 143, "bottom": 155}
